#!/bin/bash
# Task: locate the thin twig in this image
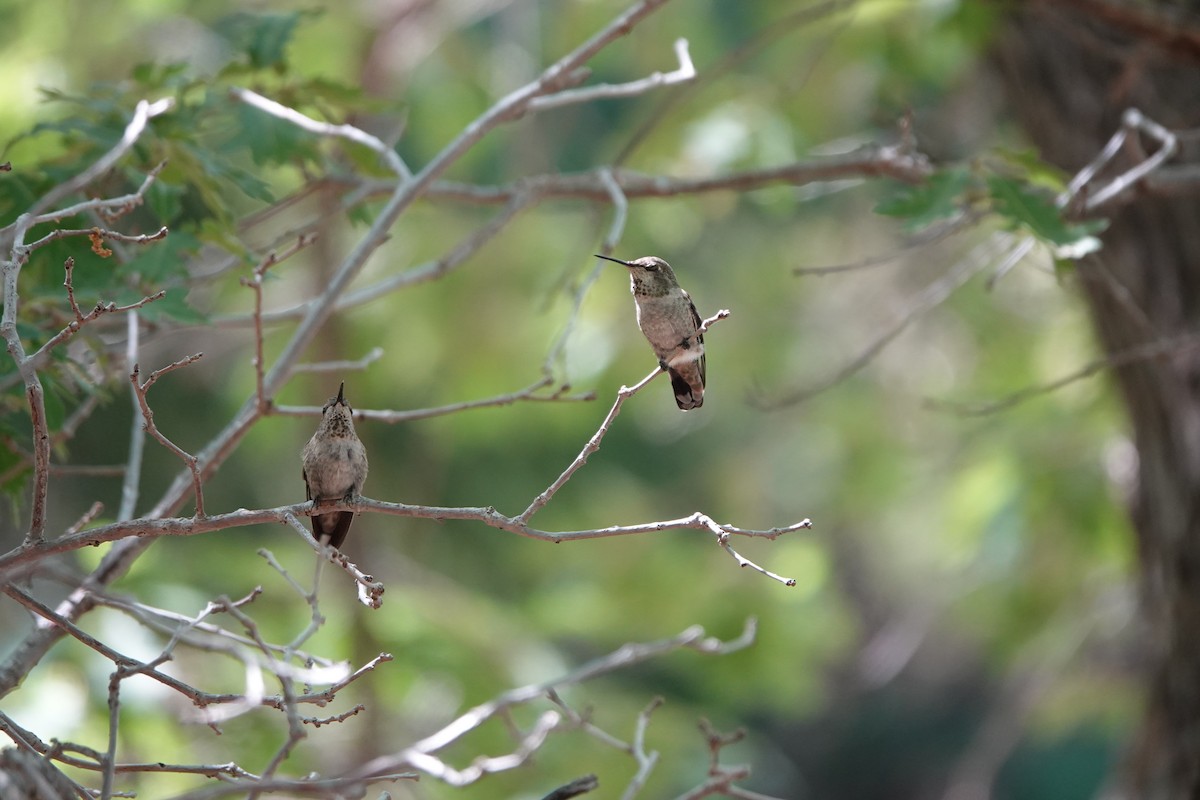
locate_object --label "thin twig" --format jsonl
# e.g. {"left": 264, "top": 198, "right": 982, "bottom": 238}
{"left": 755, "top": 233, "right": 1028, "bottom": 409}
{"left": 705, "top": 515, "right": 799, "bottom": 587}
{"left": 119, "top": 312, "right": 145, "bottom": 523}
{"left": 25, "top": 225, "right": 168, "bottom": 254}
{"left": 351, "top": 620, "right": 757, "bottom": 785}
{"left": 273, "top": 376, "right": 592, "bottom": 426}
{"left": 541, "top": 168, "right": 631, "bottom": 379}
{"left": 926, "top": 333, "right": 1200, "bottom": 416}
{"left": 293, "top": 347, "right": 385, "bottom": 374}
{"left": 26, "top": 284, "right": 166, "bottom": 370}
{"left": 521, "top": 310, "right": 731, "bottom": 524}
{"left": 672, "top": 719, "right": 785, "bottom": 800}
{"left": 130, "top": 355, "right": 206, "bottom": 517}
{"left": 620, "top": 697, "right": 664, "bottom": 800}
{"left": 1064, "top": 107, "right": 1180, "bottom": 211}
{"left": 793, "top": 212, "right": 976, "bottom": 276}
{"left": 240, "top": 234, "right": 318, "bottom": 413}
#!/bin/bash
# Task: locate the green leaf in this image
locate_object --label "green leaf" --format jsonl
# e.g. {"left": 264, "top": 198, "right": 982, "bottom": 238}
{"left": 991, "top": 147, "right": 1070, "bottom": 193}
{"left": 119, "top": 231, "right": 200, "bottom": 285}
{"left": 214, "top": 10, "right": 321, "bottom": 70}
{"left": 144, "top": 177, "right": 184, "bottom": 224}
{"left": 131, "top": 62, "right": 190, "bottom": 91}
{"left": 874, "top": 168, "right": 970, "bottom": 230}
{"left": 986, "top": 176, "right": 1106, "bottom": 249}
{"left": 230, "top": 104, "right": 319, "bottom": 167}
{"left": 39, "top": 373, "right": 66, "bottom": 432}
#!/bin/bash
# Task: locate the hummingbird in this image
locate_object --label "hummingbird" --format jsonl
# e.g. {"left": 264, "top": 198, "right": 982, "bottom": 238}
{"left": 595, "top": 254, "right": 706, "bottom": 410}
{"left": 301, "top": 382, "right": 369, "bottom": 549}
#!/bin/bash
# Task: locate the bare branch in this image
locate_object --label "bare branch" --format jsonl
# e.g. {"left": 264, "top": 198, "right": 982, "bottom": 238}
{"left": 620, "top": 697, "right": 665, "bottom": 800}
{"left": 352, "top": 620, "right": 757, "bottom": 785}
{"left": 705, "top": 516, "right": 798, "bottom": 587}
{"left": 224, "top": 190, "right": 536, "bottom": 327}
{"left": 26, "top": 224, "right": 168, "bottom": 255}
{"left": 130, "top": 356, "right": 206, "bottom": 517}
{"left": 755, "top": 233, "right": 1029, "bottom": 409}
{"left": 66, "top": 502, "right": 105, "bottom": 535}
{"left": 270, "top": 517, "right": 386, "bottom": 610}
{"left": 613, "top": 0, "right": 855, "bottom": 166}
{"left": 1, "top": 498, "right": 811, "bottom": 580}
{"left": 118, "top": 312, "right": 145, "bottom": 524}
{"left": 26, "top": 261, "right": 167, "bottom": 369}
{"left": 793, "top": 212, "right": 978, "bottom": 276}
{"left": 23, "top": 102, "right": 171, "bottom": 221}
{"left": 231, "top": 87, "right": 412, "bottom": 180}
{"left": 926, "top": 333, "right": 1200, "bottom": 416}
{"left": 529, "top": 37, "right": 695, "bottom": 112}
{"left": 240, "top": 234, "right": 318, "bottom": 413}
{"left": 301, "top": 705, "right": 365, "bottom": 728}
{"left": 673, "top": 719, "right": 786, "bottom": 800}
{"left": 217, "top": 149, "right": 934, "bottom": 329}
{"left": 1065, "top": 107, "right": 1179, "bottom": 211}
{"left": 273, "top": 376, "right": 592, "bottom": 427}
{"left": 539, "top": 168, "right": 633, "bottom": 382}
{"left": 521, "top": 310, "right": 731, "bottom": 524}
{"left": 293, "top": 347, "right": 384, "bottom": 374}
{"left": 415, "top": 149, "right": 933, "bottom": 205}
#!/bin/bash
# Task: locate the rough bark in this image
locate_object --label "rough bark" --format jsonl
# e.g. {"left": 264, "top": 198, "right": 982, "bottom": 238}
{"left": 993, "top": 3, "right": 1200, "bottom": 797}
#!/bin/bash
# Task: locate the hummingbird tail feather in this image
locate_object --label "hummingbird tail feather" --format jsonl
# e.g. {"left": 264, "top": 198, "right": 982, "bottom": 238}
{"left": 312, "top": 509, "right": 355, "bottom": 550}
{"left": 669, "top": 368, "right": 704, "bottom": 410}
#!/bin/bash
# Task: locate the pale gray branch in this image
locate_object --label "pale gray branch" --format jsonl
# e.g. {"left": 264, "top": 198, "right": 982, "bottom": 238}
{"left": 231, "top": 87, "right": 412, "bottom": 179}
{"left": 528, "top": 37, "right": 696, "bottom": 112}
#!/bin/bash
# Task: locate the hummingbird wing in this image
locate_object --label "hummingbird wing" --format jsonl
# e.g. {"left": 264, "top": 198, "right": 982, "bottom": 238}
{"left": 686, "top": 292, "right": 706, "bottom": 387}
{"left": 666, "top": 293, "right": 705, "bottom": 410}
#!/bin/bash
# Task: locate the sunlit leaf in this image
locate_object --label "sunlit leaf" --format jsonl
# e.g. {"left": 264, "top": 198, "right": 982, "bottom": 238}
{"left": 987, "top": 175, "right": 1106, "bottom": 248}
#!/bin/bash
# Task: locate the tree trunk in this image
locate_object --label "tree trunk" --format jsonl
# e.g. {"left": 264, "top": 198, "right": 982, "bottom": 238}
{"left": 993, "top": 3, "right": 1200, "bottom": 796}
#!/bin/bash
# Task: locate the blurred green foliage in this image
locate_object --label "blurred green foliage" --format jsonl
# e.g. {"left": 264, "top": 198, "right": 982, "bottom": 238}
{"left": 0, "top": 1, "right": 1135, "bottom": 798}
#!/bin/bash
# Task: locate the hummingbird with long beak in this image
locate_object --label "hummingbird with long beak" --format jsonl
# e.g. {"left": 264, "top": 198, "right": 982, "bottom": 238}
{"left": 595, "top": 254, "right": 706, "bottom": 410}
{"left": 301, "top": 382, "right": 369, "bottom": 549}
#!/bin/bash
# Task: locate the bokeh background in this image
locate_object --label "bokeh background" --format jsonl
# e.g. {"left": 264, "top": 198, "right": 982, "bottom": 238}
{"left": 0, "top": 2, "right": 1138, "bottom": 798}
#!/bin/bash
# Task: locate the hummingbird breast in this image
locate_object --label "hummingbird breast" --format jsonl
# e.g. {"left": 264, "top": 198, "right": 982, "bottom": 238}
{"left": 302, "top": 433, "right": 368, "bottom": 500}
{"left": 636, "top": 292, "right": 702, "bottom": 364}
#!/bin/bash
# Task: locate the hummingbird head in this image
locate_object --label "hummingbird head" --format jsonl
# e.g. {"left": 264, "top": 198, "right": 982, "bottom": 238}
{"left": 320, "top": 382, "right": 356, "bottom": 434}
{"left": 594, "top": 254, "right": 679, "bottom": 297}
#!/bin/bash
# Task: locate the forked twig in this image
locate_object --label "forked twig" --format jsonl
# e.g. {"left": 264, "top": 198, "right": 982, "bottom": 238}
{"left": 130, "top": 355, "right": 206, "bottom": 517}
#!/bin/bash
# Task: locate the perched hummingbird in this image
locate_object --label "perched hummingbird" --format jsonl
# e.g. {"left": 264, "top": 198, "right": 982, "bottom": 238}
{"left": 301, "top": 382, "right": 369, "bottom": 549}
{"left": 595, "top": 254, "right": 706, "bottom": 410}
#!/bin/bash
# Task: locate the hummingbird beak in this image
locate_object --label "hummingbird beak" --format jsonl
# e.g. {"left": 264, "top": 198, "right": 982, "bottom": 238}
{"left": 594, "top": 253, "right": 634, "bottom": 268}
{"left": 336, "top": 382, "right": 345, "bottom": 405}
